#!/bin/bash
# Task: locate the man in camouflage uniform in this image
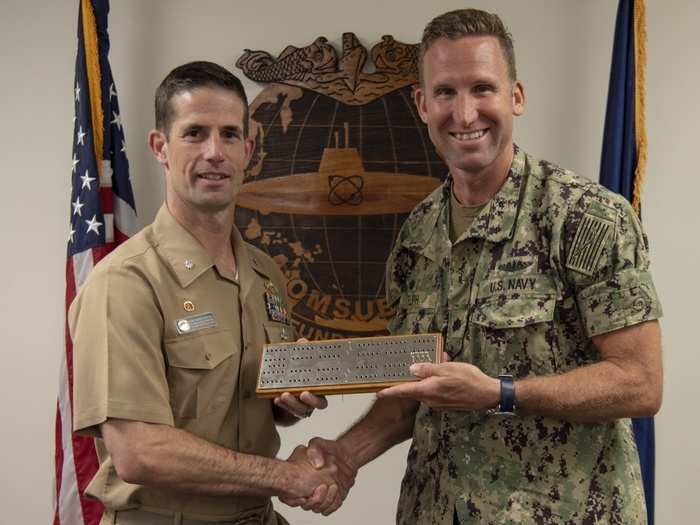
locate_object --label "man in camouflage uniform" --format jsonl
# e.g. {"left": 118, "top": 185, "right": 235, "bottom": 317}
{"left": 296, "top": 8, "right": 663, "bottom": 525}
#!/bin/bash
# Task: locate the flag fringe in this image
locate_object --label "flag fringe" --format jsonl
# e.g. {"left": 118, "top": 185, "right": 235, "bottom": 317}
{"left": 632, "top": 0, "right": 647, "bottom": 214}
{"left": 81, "top": 0, "right": 104, "bottom": 177}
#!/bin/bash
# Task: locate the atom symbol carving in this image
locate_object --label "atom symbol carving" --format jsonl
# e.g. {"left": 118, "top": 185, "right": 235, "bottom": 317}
{"left": 328, "top": 175, "right": 364, "bottom": 205}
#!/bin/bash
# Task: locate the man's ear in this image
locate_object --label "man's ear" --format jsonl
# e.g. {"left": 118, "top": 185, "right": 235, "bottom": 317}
{"left": 414, "top": 86, "right": 429, "bottom": 124}
{"left": 148, "top": 129, "right": 168, "bottom": 167}
{"left": 512, "top": 80, "right": 525, "bottom": 117}
{"left": 243, "top": 135, "right": 255, "bottom": 168}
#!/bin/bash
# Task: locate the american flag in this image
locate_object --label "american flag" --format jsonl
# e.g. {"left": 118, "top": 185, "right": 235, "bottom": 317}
{"left": 53, "top": 1, "right": 137, "bottom": 524}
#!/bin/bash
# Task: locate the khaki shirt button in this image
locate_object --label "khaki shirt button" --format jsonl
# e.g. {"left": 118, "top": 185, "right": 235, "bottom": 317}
{"left": 204, "top": 352, "right": 212, "bottom": 361}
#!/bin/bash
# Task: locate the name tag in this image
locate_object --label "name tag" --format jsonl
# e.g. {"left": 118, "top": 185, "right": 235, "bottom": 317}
{"left": 479, "top": 274, "right": 556, "bottom": 298}
{"left": 175, "top": 312, "right": 217, "bottom": 334}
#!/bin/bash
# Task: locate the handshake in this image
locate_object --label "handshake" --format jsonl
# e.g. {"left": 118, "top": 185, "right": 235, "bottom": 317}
{"left": 281, "top": 437, "right": 357, "bottom": 516}
{"left": 272, "top": 391, "right": 358, "bottom": 516}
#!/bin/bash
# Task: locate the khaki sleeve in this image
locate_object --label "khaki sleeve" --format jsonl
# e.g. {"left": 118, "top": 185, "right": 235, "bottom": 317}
{"left": 69, "top": 260, "right": 174, "bottom": 437}
{"left": 563, "top": 190, "right": 663, "bottom": 337}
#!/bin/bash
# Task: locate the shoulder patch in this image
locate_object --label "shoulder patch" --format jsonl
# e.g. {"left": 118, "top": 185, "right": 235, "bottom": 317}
{"left": 567, "top": 212, "right": 615, "bottom": 276}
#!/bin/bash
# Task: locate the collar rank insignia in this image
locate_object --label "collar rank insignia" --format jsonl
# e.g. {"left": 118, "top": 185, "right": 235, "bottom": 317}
{"left": 264, "top": 281, "right": 290, "bottom": 325}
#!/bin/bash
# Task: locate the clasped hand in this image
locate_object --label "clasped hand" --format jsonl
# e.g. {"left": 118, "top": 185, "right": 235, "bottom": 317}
{"left": 281, "top": 438, "right": 357, "bottom": 515}
{"left": 277, "top": 354, "right": 498, "bottom": 515}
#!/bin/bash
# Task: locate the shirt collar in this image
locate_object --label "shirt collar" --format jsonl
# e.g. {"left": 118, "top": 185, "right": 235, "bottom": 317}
{"left": 398, "top": 145, "right": 527, "bottom": 261}
{"left": 152, "top": 205, "right": 215, "bottom": 288}
{"left": 462, "top": 145, "right": 526, "bottom": 243}
{"left": 152, "top": 205, "right": 268, "bottom": 299}
{"left": 396, "top": 184, "right": 447, "bottom": 263}
{"left": 230, "top": 221, "right": 272, "bottom": 304}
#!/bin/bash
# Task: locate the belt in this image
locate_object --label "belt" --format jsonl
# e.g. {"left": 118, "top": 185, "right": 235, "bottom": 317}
{"left": 102, "top": 503, "right": 277, "bottom": 525}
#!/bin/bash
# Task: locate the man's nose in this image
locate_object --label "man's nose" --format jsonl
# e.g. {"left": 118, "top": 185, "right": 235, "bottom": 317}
{"left": 453, "top": 93, "right": 478, "bottom": 127}
{"left": 204, "top": 135, "right": 225, "bottom": 162}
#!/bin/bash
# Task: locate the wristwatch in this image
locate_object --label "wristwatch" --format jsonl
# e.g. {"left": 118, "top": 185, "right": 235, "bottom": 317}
{"left": 488, "top": 374, "right": 516, "bottom": 416}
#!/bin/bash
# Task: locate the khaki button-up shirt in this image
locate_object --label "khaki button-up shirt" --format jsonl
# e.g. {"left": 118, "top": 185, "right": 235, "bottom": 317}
{"left": 70, "top": 205, "right": 295, "bottom": 521}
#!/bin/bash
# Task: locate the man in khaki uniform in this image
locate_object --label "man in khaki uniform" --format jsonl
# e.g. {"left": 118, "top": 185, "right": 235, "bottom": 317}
{"left": 70, "top": 61, "right": 350, "bottom": 525}
{"left": 293, "top": 9, "right": 664, "bottom": 524}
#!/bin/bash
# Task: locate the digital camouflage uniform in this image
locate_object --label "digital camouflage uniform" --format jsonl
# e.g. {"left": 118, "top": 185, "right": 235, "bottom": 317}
{"left": 387, "top": 146, "right": 662, "bottom": 525}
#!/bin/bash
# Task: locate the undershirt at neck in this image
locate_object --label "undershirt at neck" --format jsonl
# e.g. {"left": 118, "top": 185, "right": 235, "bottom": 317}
{"left": 449, "top": 185, "right": 488, "bottom": 243}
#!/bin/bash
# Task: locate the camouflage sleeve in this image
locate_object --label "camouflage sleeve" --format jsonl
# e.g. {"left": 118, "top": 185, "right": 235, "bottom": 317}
{"left": 385, "top": 243, "right": 402, "bottom": 309}
{"left": 562, "top": 188, "right": 662, "bottom": 337}
{"left": 384, "top": 238, "right": 406, "bottom": 336}
{"left": 385, "top": 217, "right": 426, "bottom": 335}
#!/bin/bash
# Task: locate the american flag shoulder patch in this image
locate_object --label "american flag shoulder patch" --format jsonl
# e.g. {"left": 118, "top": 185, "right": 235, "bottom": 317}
{"left": 567, "top": 206, "right": 616, "bottom": 276}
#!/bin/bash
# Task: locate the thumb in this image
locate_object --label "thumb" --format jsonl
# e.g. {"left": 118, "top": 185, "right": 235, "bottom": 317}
{"left": 306, "top": 444, "right": 325, "bottom": 469}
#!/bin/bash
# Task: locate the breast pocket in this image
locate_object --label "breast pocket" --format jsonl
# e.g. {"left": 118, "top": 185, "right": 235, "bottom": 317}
{"left": 471, "top": 276, "right": 559, "bottom": 375}
{"left": 164, "top": 329, "right": 238, "bottom": 419}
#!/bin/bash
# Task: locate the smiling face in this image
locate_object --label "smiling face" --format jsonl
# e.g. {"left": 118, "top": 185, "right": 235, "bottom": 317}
{"left": 415, "top": 35, "right": 524, "bottom": 183}
{"left": 149, "top": 86, "right": 254, "bottom": 219}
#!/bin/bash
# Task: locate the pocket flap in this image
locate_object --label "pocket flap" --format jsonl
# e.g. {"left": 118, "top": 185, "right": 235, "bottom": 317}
{"left": 472, "top": 294, "right": 556, "bottom": 329}
{"left": 398, "top": 292, "right": 439, "bottom": 311}
{"left": 165, "top": 330, "right": 235, "bottom": 369}
{"left": 472, "top": 274, "right": 558, "bottom": 329}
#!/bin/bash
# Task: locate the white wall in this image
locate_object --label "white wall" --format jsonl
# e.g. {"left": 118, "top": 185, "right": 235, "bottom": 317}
{"left": 1, "top": 0, "right": 697, "bottom": 523}
{"left": 644, "top": 1, "right": 700, "bottom": 517}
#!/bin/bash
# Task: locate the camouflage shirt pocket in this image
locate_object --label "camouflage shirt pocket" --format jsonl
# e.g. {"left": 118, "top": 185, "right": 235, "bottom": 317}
{"left": 471, "top": 275, "right": 559, "bottom": 374}
{"left": 388, "top": 291, "right": 441, "bottom": 335}
{"left": 471, "top": 293, "right": 556, "bottom": 328}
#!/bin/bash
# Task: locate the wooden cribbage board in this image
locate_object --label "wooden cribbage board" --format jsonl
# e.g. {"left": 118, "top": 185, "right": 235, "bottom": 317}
{"left": 256, "top": 333, "right": 443, "bottom": 397}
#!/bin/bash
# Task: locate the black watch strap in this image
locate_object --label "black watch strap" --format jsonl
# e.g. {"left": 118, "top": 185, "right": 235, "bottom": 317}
{"left": 498, "top": 375, "right": 516, "bottom": 414}
{"left": 487, "top": 375, "right": 516, "bottom": 416}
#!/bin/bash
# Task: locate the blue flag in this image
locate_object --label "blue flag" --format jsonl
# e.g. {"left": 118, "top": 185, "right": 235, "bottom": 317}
{"left": 600, "top": 1, "right": 653, "bottom": 523}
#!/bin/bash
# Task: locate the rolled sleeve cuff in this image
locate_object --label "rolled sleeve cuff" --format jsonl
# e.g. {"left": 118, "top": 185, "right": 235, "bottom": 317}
{"left": 74, "top": 401, "right": 175, "bottom": 437}
{"left": 576, "top": 268, "right": 663, "bottom": 337}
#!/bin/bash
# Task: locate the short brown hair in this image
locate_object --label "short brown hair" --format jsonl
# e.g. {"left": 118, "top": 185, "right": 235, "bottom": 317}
{"left": 419, "top": 9, "right": 517, "bottom": 83}
{"left": 154, "top": 61, "right": 249, "bottom": 137}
